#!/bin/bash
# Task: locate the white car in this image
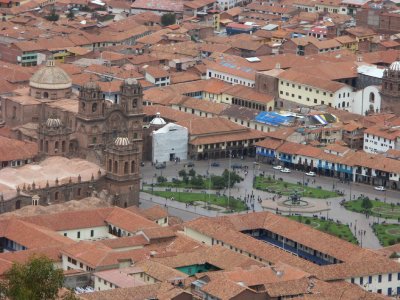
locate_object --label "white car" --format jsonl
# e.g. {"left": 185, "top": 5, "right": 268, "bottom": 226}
{"left": 305, "top": 171, "right": 316, "bottom": 177}
{"left": 374, "top": 186, "right": 386, "bottom": 191}
{"left": 280, "top": 168, "right": 291, "bottom": 173}
{"left": 273, "top": 165, "right": 283, "bottom": 170}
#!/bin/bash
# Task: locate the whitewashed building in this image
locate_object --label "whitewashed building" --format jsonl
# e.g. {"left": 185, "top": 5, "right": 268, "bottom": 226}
{"left": 152, "top": 123, "right": 188, "bottom": 163}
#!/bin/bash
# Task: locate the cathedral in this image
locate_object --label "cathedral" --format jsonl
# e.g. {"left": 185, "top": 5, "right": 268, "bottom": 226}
{"left": 0, "top": 58, "right": 143, "bottom": 208}
{"left": 380, "top": 60, "right": 400, "bottom": 115}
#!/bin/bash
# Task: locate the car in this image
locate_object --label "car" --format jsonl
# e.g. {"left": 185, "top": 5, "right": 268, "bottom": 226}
{"left": 155, "top": 163, "right": 166, "bottom": 169}
{"left": 273, "top": 165, "right": 283, "bottom": 170}
{"left": 231, "top": 163, "right": 242, "bottom": 169}
{"left": 374, "top": 186, "right": 386, "bottom": 191}
{"left": 187, "top": 162, "right": 195, "bottom": 167}
{"left": 280, "top": 168, "right": 291, "bottom": 173}
{"left": 305, "top": 171, "right": 316, "bottom": 177}
{"left": 211, "top": 162, "right": 220, "bottom": 167}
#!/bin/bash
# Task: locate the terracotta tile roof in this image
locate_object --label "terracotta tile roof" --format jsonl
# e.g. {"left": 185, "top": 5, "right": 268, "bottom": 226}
{"left": 143, "top": 105, "right": 200, "bottom": 123}
{"left": 175, "top": 97, "right": 229, "bottom": 115}
{"left": 277, "top": 69, "right": 347, "bottom": 92}
{"left": 345, "top": 26, "right": 376, "bottom": 37}
{"left": 224, "top": 84, "right": 274, "bottom": 104}
{"left": 105, "top": 207, "right": 159, "bottom": 233}
{"left": 0, "top": 136, "right": 38, "bottom": 161}
{"left": 79, "top": 282, "right": 190, "bottom": 300}
{"left": 93, "top": 268, "right": 146, "bottom": 288}
{"left": 262, "top": 127, "right": 296, "bottom": 141}
{"left": 139, "top": 205, "right": 168, "bottom": 220}
{"left": 99, "top": 235, "right": 149, "bottom": 250}
{"left": 176, "top": 117, "right": 248, "bottom": 136}
{"left": 201, "top": 277, "right": 248, "bottom": 299}
{"left": 255, "top": 137, "right": 284, "bottom": 150}
{"left": 141, "top": 227, "right": 176, "bottom": 241}
{"left": 135, "top": 260, "right": 188, "bottom": 281}
{"left": 364, "top": 125, "right": 400, "bottom": 140}
{"left": 153, "top": 245, "right": 263, "bottom": 271}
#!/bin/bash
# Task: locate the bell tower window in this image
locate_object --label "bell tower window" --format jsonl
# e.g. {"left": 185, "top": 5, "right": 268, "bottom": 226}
{"left": 92, "top": 103, "right": 97, "bottom": 112}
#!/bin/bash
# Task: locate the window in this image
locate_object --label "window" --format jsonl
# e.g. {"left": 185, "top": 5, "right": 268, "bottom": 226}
{"left": 378, "top": 275, "right": 382, "bottom": 283}
{"left": 91, "top": 230, "right": 94, "bottom": 237}
{"left": 314, "top": 99, "right": 317, "bottom": 104}
{"left": 77, "top": 232, "right": 80, "bottom": 239}
{"left": 64, "top": 233, "right": 67, "bottom": 237}
{"left": 388, "top": 288, "right": 392, "bottom": 296}
{"left": 389, "top": 273, "right": 392, "bottom": 282}
{"left": 351, "top": 278, "right": 354, "bottom": 283}
{"left": 360, "top": 277, "right": 363, "bottom": 285}
{"left": 92, "top": 103, "right": 97, "bottom": 112}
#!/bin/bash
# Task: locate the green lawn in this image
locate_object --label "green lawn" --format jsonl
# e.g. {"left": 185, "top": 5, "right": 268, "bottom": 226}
{"left": 343, "top": 199, "right": 400, "bottom": 220}
{"left": 289, "top": 215, "right": 357, "bottom": 244}
{"left": 144, "top": 190, "right": 247, "bottom": 212}
{"left": 372, "top": 223, "right": 400, "bottom": 246}
{"left": 254, "top": 177, "right": 339, "bottom": 199}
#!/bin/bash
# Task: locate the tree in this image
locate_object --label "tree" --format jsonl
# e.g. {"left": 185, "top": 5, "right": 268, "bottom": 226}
{"left": 188, "top": 169, "right": 196, "bottom": 177}
{"left": 178, "top": 169, "right": 187, "bottom": 177}
{"left": 161, "top": 13, "right": 176, "bottom": 26}
{"left": 222, "top": 169, "right": 243, "bottom": 187}
{"left": 3, "top": 255, "right": 63, "bottom": 300}
{"left": 190, "top": 175, "right": 204, "bottom": 187}
{"left": 45, "top": 8, "right": 59, "bottom": 22}
{"left": 66, "top": 9, "right": 74, "bottom": 20}
{"left": 361, "top": 197, "right": 373, "bottom": 210}
{"left": 157, "top": 176, "right": 167, "bottom": 184}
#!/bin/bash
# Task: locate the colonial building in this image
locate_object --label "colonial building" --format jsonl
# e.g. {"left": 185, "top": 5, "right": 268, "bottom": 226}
{"left": 381, "top": 60, "right": 400, "bottom": 115}
{"left": 0, "top": 58, "right": 144, "bottom": 211}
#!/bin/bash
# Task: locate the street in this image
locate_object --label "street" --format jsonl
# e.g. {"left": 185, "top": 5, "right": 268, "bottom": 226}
{"left": 140, "top": 158, "right": 400, "bottom": 249}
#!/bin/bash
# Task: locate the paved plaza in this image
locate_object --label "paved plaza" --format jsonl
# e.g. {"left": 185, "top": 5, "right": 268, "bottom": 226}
{"left": 140, "top": 158, "right": 400, "bottom": 249}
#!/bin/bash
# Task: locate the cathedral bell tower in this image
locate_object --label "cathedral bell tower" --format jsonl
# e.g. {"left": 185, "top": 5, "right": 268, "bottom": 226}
{"left": 78, "top": 81, "right": 105, "bottom": 120}
{"left": 120, "top": 78, "right": 143, "bottom": 116}
{"left": 104, "top": 137, "right": 140, "bottom": 208}
{"left": 381, "top": 61, "right": 400, "bottom": 115}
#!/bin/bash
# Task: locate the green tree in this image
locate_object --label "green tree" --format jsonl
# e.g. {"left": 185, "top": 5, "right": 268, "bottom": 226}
{"left": 211, "top": 175, "right": 226, "bottom": 189}
{"left": 3, "top": 255, "right": 63, "bottom": 300}
{"left": 45, "top": 8, "right": 59, "bottom": 21}
{"left": 190, "top": 175, "right": 204, "bottom": 187}
{"left": 361, "top": 197, "right": 373, "bottom": 210}
{"left": 188, "top": 169, "right": 196, "bottom": 177}
{"left": 222, "top": 169, "right": 243, "bottom": 187}
{"left": 178, "top": 169, "right": 187, "bottom": 177}
{"left": 161, "top": 13, "right": 176, "bottom": 26}
{"left": 66, "top": 9, "right": 74, "bottom": 20}
{"left": 157, "top": 176, "right": 167, "bottom": 183}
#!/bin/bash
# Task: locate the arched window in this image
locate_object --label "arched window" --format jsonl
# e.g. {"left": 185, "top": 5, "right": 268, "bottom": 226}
{"left": 15, "top": 200, "right": 21, "bottom": 210}
{"left": 131, "top": 161, "right": 135, "bottom": 173}
{"left": 55, "top": 141, "right": 59, "bottom": 152}
{"left": 124, "top": 162, "right": 129, "bottom": 174}
{"left": 92, "top": 103, "right": 97, "bottom": 112}
{"left": 92, "top": 92, "right": 97, "bottom": 98}
{"left": 369, "top": 92, "right": 375, "bottom": 103}
{"left": 133, "top": 132, "right": 138, "bottom": 139}
{"left": 43, "top": 92, "right": 49, "bottom": 98}
{"left": 108, "top": 159, "right": 112, "bottom": 172}
{"left": 113, "top": 161, "right": 118, "bottom": 173}
{"left": 54, "top": 191, "right": 59, "bottom": 200}
{"left": 342, "top": 101, "right": 345, "bottom": 108}
{"left": 132, "top": 99, "right": 137, "bottom": 108}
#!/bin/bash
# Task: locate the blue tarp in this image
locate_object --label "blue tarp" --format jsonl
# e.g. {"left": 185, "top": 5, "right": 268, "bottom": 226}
{"left": 255, "top": 111, "right": 293, "bottom": 126}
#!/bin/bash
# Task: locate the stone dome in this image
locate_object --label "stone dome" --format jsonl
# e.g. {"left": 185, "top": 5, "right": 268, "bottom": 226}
{"left": 46, "top": 117, "right": 62, "bottom": 128}
{"left": 150, "top": 112, "right": 166, "bottom": 125}
{"left": 115, "top": 137, "right": 130, "bottom": 146}
{"left": 389, "top": 61, "right": 400, "bottom": 72}
{"left": 30, "top": 59, "right": 72, "bottom": 90}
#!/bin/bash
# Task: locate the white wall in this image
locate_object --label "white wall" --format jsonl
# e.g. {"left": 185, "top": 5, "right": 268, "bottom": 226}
{"left": 346, "top": 273, "right": 400, "bottom": 296}
{"left": 58, "top": 226, "right": 110, "bottom": 241}
{"left": 152, "top": 123, "right": 188, "bottom": 163}
{"left": 352, "top": 86, "right": 381, "bottom": 115}
{"left": 363, "top": 133, "right": 395, "bottom": 154}
{"left": 206, "top": 69, "right": 255, "bottom": 87}
{"left": 333, "top": 86, "right": 354, "bottom": 110}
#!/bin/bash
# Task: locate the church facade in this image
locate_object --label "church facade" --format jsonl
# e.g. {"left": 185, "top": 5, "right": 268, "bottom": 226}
{"left": 0, "top": 59, "right": 143, "bottom": 210}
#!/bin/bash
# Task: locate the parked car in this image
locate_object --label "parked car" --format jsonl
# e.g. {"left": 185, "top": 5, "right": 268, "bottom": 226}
{"left": 305, "top": 171, "right": 316, "bottom": 177}
{"left": 187, "top": 162, "right": 195, "bottom": 167}
{"left": 155, "top": 162, "right": 166, "bottom": 169}
{"left": 273, "top": 165, "right": 283, "bottom": 170}
{"left": 211, "top": 162, "right": 220, "bottom": 167}
{"left": 280, "top": 168, "right": 291, "bottom": 173}
{"left": 232, "top": 163, "right": 242, "bottom": 169}
{"left": 374, "top": 186, "right": 386, "bottom": 191}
